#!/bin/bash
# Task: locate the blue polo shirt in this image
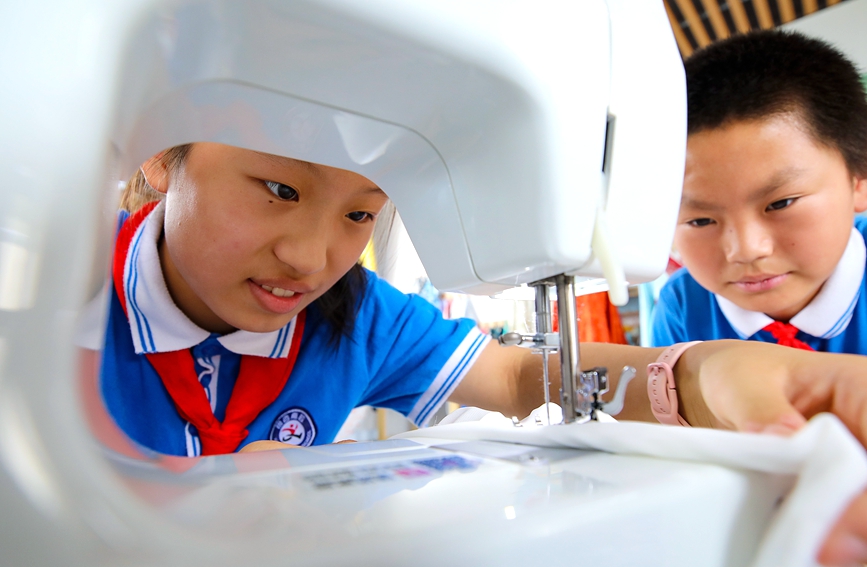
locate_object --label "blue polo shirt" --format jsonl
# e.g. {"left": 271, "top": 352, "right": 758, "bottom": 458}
{"left": 652, "top": 217, "right": 867, "bottom": 353}
{"left": 100, "top": 202, "right": 488, "bottom": 456}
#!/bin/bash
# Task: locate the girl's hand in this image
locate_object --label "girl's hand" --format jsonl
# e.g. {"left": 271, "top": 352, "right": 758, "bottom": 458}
{"left": 238, "top": 440, "right": 299, "bottom": 453}
{"left": 238, "top": 439, "right": 357, "bottom": 453}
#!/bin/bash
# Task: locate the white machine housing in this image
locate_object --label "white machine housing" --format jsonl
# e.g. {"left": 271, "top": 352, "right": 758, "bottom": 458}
{"left": 90, "top": 0, "right": 681, "bottom": 296}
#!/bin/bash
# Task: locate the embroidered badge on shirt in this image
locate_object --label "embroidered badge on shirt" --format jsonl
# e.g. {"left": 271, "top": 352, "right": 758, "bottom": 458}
{"left": 269, "top": 408, "right": 317, "bottom": 446}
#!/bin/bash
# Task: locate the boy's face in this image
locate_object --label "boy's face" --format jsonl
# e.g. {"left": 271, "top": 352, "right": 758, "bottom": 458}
{"left": 675, "top": 115, "right": 867, "bottom": 321}
{"left": 144, "top": 143, "right": 388, "bottom": 334}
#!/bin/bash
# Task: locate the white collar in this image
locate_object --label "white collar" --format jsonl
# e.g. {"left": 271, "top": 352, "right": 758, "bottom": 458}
{"left": 121, "top": 201, "right": 300, "bottom": 357}
{"left": 716, "top": 226, "right": 865, "bottom": 339}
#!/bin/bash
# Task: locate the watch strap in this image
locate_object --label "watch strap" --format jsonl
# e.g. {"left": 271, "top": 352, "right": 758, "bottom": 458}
{"left": 646, "top": 341, "right": 702, "bottom": 426}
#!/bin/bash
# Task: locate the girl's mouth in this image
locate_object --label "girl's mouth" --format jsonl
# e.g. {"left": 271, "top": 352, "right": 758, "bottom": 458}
{"left": 248, "top": 280, "right": 305, "bottom": 314}
{"left": 260, "top": 284, "right": 295, "bottom": 298}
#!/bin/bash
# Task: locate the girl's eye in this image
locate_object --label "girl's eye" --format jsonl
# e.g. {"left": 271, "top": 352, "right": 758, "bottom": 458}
{"left": 766, "top": 198, "right": 796, "bottom": 212}
{"left": 265, "top": 181, "right": 299, "bottom": 201}
{"left": 686, "top": 218, "right": 714, "bottom": 228}
{"left": 346, "top": 211, "right": 374, "bottom": 223}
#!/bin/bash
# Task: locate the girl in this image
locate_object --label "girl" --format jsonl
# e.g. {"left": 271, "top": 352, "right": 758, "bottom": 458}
{"left": 103, "top": 141, "right": 867, "bottom": 457}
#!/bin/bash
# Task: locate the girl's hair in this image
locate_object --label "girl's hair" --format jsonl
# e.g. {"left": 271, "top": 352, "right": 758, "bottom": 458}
{"left": 120, "top": 144, "right": 191, "bottom": 212}
{"left": 120, "top": 143, "right": 367, "bottom": 344}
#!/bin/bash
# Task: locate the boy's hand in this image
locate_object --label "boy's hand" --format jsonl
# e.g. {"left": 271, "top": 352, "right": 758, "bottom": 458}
{"left": 677, "top": 340, "right": 867, "bottom": 444}
{"left": 676, "top": 340, "right": 867, "bottom": 566}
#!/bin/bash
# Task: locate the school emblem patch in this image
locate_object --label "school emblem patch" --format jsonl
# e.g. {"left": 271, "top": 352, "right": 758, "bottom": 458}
{"left": 269, "top": 408, "right": 316, "bottom": 446}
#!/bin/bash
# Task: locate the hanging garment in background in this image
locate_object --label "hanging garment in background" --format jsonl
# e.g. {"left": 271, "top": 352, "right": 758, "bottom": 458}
{"left": 552, "top": 291, "right": 628, "bottom": 344}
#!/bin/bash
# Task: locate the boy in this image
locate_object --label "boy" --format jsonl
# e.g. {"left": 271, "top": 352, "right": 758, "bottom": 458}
{"left": 653, "top": 30, "right": 867, "bottom": 354}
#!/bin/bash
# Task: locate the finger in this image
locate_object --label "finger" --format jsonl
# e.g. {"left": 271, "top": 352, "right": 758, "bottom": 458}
{"left": 238, "top": 440, "right": 296, "bottom": 453}
{"left": 810, "top": 358, "right": 867, "bottom": 448}
{"left": 737, "top": 414, "right": 805, "bottom": 437}
{"left": 703, "top": 373, "right": 807, "bottom": 434}
{"left": 818, "top": 491, "right": 867, "bottom": 566}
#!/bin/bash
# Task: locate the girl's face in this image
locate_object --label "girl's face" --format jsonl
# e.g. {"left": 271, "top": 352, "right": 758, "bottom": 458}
{"left": 145, "top": 142, "right": 388, "bottom": 334}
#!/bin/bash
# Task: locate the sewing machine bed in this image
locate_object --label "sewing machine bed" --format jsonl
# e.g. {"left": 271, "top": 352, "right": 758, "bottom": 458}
{"left": 107, "top": 438, "right": 787, "bottom": 567}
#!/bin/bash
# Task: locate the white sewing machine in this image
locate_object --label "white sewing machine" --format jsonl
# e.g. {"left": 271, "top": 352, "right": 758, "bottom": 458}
{"left": 0, "top": 1, "right": 795, "bottom": 565}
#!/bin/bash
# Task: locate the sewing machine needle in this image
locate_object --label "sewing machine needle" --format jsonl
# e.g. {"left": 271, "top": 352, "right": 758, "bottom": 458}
{"left": 542, "top": 351, "right": 551, "bottom": 424}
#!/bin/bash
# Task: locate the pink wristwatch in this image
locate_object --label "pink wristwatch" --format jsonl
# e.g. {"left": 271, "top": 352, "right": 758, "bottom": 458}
{"left": 646, "top": 341, "right": 702, "bottom": 426}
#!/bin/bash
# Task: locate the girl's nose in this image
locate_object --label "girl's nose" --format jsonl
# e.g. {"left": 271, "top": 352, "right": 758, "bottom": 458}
{"left": 723, "top": 220, "right": 774, "bottom": 264}
{"left": 273, "top": 228, "right": 328, "bottom": 276}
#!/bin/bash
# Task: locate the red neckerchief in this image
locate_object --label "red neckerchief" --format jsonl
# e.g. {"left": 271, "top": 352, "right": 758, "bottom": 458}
{"left": 762, "top": 321, "right": 814, "bottom": 351}
{"left": 112, "top": 202, "right": 306, "bottom": 455}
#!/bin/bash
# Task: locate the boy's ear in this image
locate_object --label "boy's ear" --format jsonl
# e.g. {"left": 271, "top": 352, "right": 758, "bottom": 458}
{"left": 854, "top": 175, "right": 867, "bottom": 214}
{"left": 140, "top": 152, "right": 170, "bottom": 194}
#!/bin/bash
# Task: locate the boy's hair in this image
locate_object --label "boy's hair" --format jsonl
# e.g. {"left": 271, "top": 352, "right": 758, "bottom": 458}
{"left": 685, "top": 30, "right": 867, "bottom": 176}
{"left": 120, "top": 144, "right": 366, "bottom": 345}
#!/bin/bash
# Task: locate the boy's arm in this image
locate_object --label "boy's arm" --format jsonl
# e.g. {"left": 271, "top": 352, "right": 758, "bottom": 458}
{"left": 450, "top": 339, "right": 867, "bottom": 439}
{"left": 677, "top": 341, "right": 867, "bottom": 444}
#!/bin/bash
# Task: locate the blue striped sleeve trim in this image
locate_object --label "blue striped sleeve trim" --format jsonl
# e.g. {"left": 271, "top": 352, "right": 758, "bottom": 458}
{"left": 414, "top": 331, "right": 488, "bottom": 426}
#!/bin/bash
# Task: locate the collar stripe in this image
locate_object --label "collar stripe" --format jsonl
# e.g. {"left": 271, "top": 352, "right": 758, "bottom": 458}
{"left": 279, "top": 321, "right": 292, "bottom": 356}
{"left": 278, "top": 323, "right": 289, "bottom": 357}
{"left": 269, "top": 324, "right": 288, "bottom": 359}
{"left": 825, "top": 292, "right": 860, "bottom": 339}
{"left": 127, "top": 221, "right": 156, "bottom": 353}
{"left": 280, "top": 324, "right": 289, "bottom": 357}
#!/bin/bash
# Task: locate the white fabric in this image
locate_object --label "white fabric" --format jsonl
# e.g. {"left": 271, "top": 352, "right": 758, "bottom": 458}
{"left": 436, "top": 402, "right": 621, "bottom": 426}
{"left": 123, "top": 201, "right": 298, "bottom": 357}
{"left": 716, "top": 227, "right": 866, "bottom": 339}
{"left": 398, "top": 410, "right": 867, "bottom": 567}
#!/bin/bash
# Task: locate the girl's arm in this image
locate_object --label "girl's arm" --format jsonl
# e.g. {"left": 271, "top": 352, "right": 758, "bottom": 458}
{"left": 449, "top": 341, "right": 664, "bottom": 422}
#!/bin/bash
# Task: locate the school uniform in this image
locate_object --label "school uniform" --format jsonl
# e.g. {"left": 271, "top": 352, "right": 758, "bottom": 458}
{"left": 101, "top": 201, "right": 488, "bottom": 457}
{"left": 651, "top": 216, "right": 867, "bottom": 353}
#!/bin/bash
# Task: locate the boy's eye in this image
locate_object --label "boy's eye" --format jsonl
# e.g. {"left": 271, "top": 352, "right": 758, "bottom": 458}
{"left": 265, "top": 181, "right": 299, "bottom": 201}
{"left": 346, "top": 211, "right": 374, "bottom": 223}
{"left": 686, "top": 218, "right": 714, "bottom": 228}
{"left": 766, "top": 198, "right": 796, "bottom": 212}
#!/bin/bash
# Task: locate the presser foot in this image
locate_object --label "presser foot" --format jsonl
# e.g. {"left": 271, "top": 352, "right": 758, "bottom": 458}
{"left": 507, "top": 366, "right": 636, "bottom": 427}
{"left": 568, "top": 365, "right": 637, "bottom": 422}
